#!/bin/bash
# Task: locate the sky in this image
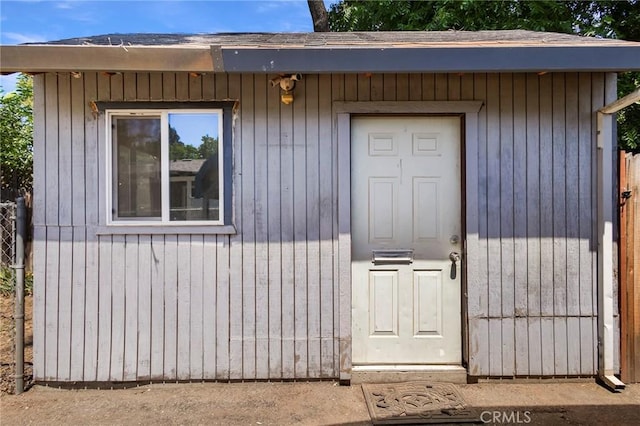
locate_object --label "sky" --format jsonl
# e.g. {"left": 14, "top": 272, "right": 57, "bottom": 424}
{"left": 0, "top": 0, "right": 333, "bottom": 92}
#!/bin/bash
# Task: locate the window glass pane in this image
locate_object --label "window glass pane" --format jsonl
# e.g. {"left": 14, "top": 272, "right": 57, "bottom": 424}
{"left": 113, "top": 117, "right": 161, "bottom": 219}
{"left": 168, "top": 113, "right": 220, "bottom": 221}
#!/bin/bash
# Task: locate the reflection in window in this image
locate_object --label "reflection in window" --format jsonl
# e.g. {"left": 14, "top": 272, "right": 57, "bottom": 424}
{"left": 108, "top": 109, "right": 223, "bottom": 224}
{"left": 113, "top": 117, "right": 161, "bottom": 218}
{"left": 168, "top": 113, "right": 220, "bottom": 221}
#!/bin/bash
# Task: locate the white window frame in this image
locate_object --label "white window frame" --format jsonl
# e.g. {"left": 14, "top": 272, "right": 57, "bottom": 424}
{"left": 105, "top": 108, "right": 224, "bottom": 226}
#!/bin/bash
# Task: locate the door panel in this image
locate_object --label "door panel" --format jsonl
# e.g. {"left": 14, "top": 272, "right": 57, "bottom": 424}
{"left": 352, "top": 116, "right": 462, "bottom": 365}
{"left": 369, "top": 178, "right": 398, "bottom": 243}
{"left": 369, "top": 270, "right": 399, "bottom": 336}
{"left": 414, "top": 270, "right": 443, "bottom": 336}
{"left": 413, "top": 178, "right": 439, "bottom": 241}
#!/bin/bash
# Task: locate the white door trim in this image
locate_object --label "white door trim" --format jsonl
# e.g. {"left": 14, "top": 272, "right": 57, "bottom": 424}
{"left": 335, "top": 101, "right": 483, "bottom": 382}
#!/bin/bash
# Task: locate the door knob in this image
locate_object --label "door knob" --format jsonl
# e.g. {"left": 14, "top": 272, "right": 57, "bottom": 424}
{"left": 449, "top": 252, "right": 461, "bottom": 279}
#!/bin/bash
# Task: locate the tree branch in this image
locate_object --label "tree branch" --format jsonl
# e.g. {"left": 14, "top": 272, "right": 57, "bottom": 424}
{"left": 307, "top": 0, "right": 330, "bottom": 32}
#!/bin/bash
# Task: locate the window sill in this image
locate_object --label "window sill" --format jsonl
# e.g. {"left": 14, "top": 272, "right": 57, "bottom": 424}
{"left": 95, "top": 224, "right": 237, "bottom": 235}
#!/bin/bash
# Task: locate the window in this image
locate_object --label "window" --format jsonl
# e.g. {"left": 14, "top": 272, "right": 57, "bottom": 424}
{"left": 106, "top": 108, "right": 226, "bottom": 225}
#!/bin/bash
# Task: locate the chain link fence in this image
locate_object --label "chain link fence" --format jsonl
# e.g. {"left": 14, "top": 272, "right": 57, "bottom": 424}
{"left": 0, "top": 200, "right": 29, "bottom": 395}
{"left": 0, "top": 202, "right": 16, "bottom": 268}
{"left": 1, "top": 201, "right": 17, "bottom": 296}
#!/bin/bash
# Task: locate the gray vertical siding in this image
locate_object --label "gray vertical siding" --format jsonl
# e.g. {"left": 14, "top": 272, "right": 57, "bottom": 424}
{"left": 466, "top": 72, "right": 613, "bottom": 377}
{"left": 33, "top": 71, "right": 611, "bottom": 381}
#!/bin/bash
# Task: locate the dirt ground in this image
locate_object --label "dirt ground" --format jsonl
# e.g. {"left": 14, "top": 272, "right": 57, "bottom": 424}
{"left": 0, "top": 293, "right": 33, "bottom": 395}
{"left": 1, "top": 381, "right": 639, "bottom": 425}
{"left": 1, "top": 293, "right": 639, "bottom": 425}
{"left": 0, "top": 381, "right": 371, "bottom": 425}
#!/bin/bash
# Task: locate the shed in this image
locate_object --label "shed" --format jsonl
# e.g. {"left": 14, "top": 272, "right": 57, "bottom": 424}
{"left": 2, "top": 30, "right": 640, "bottom": 387}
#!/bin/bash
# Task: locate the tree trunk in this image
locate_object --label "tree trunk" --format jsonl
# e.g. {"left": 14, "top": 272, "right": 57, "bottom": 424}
{"left": 307, "top": 0, "right": 330, "bottom": 32}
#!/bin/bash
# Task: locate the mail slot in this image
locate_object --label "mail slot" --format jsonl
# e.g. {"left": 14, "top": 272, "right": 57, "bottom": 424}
{"left": 372, "top": 249, "right": 414, "bottom": 265}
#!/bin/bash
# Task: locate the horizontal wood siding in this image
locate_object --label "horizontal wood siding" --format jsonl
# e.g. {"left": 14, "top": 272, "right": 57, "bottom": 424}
{"left": 33, "top": 71, "right": 607, "bottom": 381}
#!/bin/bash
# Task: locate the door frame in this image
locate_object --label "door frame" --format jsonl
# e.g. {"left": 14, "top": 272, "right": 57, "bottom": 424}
{"left": 334, "top": 101, "right": 483, "bottom": 382}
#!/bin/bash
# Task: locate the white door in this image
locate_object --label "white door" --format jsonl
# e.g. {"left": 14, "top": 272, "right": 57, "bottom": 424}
{"left": 351, "top": 116, "right": 462, "bottom": 365}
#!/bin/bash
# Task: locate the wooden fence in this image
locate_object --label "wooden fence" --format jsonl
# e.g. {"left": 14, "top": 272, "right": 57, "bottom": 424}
{"left": 620, "top": 151, "right": 640, "bottom": 383}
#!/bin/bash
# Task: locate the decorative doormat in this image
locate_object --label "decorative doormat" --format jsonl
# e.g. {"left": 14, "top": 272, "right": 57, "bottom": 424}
{"left": 361, "top": 382, "right": 481, "bottom": 424}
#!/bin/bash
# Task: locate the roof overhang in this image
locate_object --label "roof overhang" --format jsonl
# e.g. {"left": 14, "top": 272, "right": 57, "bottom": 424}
{"left": 0, "top": 45, "right": 216, "bottom": 74}
{"left": 220, "top": 45, "right": 640, "bottom": 73}
{"left": 2, "top": 33, "right": 640, "bottom": 74}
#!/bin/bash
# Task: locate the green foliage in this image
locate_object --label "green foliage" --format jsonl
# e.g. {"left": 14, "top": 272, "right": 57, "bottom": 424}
{"left": 328, "top": 0, "right": 639, "bottom": 36}
{"left": 0, "top": 266, "right": 33, "bottom": 296}
{"left": 328, "top": 0, "right": 575, "bottom": 32}
{"left": 0, "top": 74, "right": 33, "bottom": 198}
{"left": 584, "top": 0, "right": 640, "bottom": 153}
{"left": 198, "top": 135, "right": 218, "bottom": 159}
{"left": 169, "top": 126, "right": 218, "bottom": 160}
{"left": 617, "top": 72, "right": 640, "bottom": 152}
{"left": 170, "top": 142, "right": 200, "bottom": 160}
{"left": 328, "top": 0, "right": 640, "bottom": 151}
{"left": 169, "top": 125, "right": 200, "bottom": 160}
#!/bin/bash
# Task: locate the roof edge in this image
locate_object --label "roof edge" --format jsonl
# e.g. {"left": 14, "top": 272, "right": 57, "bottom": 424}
{"left": 1, "top": 43, "right": 639, "bottom": 74}
{"left": 0, "top": 45, "right": 215, "bottom": 74}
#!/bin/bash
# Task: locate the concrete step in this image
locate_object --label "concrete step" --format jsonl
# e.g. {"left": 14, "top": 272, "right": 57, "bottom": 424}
{"left": 350, "top": 365, "right": 467, "bottom": 384}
